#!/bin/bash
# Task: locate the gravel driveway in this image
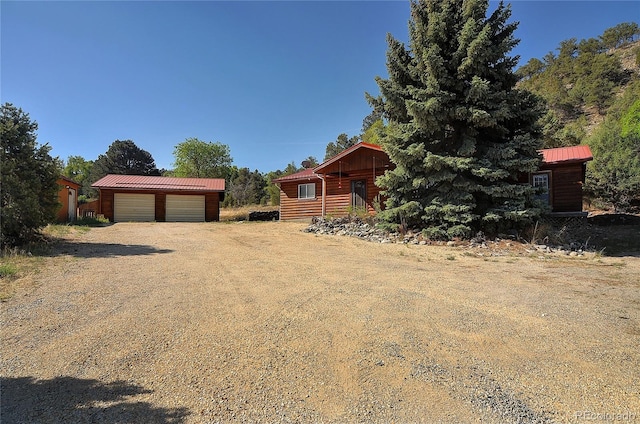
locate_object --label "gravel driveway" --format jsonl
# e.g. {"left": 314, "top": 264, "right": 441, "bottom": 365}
{"left": 1, "top": 222, "right": 639, "bottom": 423}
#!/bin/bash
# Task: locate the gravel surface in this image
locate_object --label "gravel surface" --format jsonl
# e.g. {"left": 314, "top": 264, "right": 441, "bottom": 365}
{"left": 1, "top": 222, "right": 639, "bottom": 423}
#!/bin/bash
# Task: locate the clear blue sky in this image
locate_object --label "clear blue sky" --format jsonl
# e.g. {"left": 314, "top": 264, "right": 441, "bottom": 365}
{"left": 2, "top": 1, "right": 638, "bottom": 173}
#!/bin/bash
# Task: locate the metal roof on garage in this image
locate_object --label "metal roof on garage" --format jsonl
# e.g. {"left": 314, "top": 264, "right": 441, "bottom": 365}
{"left": 92, "top": 174, "right": 225, "bottom": 191}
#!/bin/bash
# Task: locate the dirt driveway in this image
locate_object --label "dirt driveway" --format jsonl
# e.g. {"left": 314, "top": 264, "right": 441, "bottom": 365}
{"left": 1, "top": 222, "right": 639, "bottom": 423}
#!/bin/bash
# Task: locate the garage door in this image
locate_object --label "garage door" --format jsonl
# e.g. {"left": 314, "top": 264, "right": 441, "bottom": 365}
{"left": 166, "top": 195, "right": 205, "bottom": 222}
{"left": 114, "top": 193, "right": 155, "bottom": 222}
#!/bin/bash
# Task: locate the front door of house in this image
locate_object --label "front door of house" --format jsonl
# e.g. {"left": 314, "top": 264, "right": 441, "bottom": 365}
{"left": 351, "top": 180, "right": 367, "bottom": 209}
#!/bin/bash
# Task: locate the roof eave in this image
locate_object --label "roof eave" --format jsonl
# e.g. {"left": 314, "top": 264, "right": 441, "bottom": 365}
{"left": 542, "top": 157, "right": 594, "bottom": 166}
{"left": 314, "top": 142, "right": 383, "bottom": 174}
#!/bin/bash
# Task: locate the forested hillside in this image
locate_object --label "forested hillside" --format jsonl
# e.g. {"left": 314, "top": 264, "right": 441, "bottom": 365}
{"left": 517, "top": 22, "right": 640, "bottom": 211}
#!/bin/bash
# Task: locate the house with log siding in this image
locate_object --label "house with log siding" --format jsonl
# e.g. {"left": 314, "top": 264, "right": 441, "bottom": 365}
{"left": 274, "top": 142, "right": 593, "bottom": 221}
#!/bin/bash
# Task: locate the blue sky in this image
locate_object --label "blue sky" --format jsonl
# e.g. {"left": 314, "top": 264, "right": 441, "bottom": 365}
{"left": 2, "top": 1, "right": 638, "bottom": 173}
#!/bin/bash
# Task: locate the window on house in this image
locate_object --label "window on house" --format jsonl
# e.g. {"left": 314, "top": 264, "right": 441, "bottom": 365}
{"left": 298, "top": 183, "right": 315, "bottom": 199}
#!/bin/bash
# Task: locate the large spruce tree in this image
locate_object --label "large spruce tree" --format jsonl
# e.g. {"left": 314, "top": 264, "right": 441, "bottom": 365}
{"left": 371, "top": 0, "right": 544, "bottom": 238}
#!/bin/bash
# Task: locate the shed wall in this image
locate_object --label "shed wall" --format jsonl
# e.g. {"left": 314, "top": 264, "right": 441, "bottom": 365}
{"left": 541, "top": 163, "right": 586, "bottom": 212}
{"left": 56, "top": 180, "right": 80, "bottom": 222}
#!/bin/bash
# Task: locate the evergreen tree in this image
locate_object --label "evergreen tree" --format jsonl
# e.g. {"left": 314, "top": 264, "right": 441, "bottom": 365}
{"left": 371, "top": 0, "right": 543, "bottom": 238}
{"left": 324, "top": 133, "right": 360, "bottom": 161}
{"left": 1, "top": 103, "right": 61, "bottom": 247}
{"left": 228, "top": 168, "right": 266, "bottom": 207}
{"left": 90, "top": 140, "right": 160, "bottom": 184}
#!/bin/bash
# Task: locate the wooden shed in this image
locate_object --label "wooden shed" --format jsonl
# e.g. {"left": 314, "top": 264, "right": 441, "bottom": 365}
{"left": 56, "top": 176, "right": 81, "bottom": 222}
{"left": 91, "top": 175, "right": 225, "bottom": 222}
{"left": 533, "top": 145, "right": 593, "bottom": 214}
{"left": 274, "top": 143, "right": 394, "bottom": 220}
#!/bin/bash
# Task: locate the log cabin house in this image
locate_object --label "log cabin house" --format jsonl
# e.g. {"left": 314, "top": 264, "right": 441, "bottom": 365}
{"left": 274, "top": 143, "right": 394, "bottom": 221}
{"left": 275, "top": 143, "right": 593, "bottom": 221}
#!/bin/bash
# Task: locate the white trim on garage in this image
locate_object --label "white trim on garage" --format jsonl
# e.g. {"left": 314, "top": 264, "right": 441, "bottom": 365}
{"left": 114, "top": 193, "right": 155, "bottom": 222}
{"left": 166, "top": 194, "right": 205, "bottom": 222}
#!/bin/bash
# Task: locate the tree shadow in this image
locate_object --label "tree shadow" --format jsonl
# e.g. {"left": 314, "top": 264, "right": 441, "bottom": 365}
{"left": 586, "top": 215, "right": 640, "bottom": 257}
{"left": 47, "top": 241, "right": 173, "bottom": 258}
{"left": 1, "top": 376, "right": 189, "bottom": 423}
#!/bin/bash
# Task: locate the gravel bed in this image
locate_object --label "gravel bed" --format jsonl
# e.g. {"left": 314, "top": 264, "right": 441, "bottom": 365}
{"left": 2, "top": 222, "right": 639, "bottom": 423}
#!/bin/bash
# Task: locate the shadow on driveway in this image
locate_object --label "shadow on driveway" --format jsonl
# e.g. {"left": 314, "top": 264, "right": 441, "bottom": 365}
{"left": 1, "top": 376, "right": 189, "bottom": 423}
{"left": 49, "top": 241, "right": 174, "bottom": 258}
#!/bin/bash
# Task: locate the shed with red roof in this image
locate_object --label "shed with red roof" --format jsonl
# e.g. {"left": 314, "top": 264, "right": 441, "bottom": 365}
{"left": 532, "top": 145, "right": 593, "bottom": 214}
{"left": 91, "top": 175, "right": 225, "bottom": 222}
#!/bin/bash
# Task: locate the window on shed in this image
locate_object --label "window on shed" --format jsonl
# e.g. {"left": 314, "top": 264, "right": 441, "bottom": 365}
{"left": 532, "top": 172, "right": 551, "bottom": 205}
{"left": 298, "top": 183, "right": 315, "bottom": 199}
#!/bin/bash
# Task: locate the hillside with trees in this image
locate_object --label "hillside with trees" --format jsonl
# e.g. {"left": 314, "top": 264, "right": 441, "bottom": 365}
{"left": 516, "top": 22, "right": 640, "bottom": 211}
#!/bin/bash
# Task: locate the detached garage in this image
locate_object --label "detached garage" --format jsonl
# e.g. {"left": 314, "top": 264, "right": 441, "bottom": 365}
{"left": 92, "top": 175, "right": 225, "bottom": 222}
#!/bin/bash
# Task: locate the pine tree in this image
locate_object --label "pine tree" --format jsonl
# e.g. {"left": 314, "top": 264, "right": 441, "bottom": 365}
{"left": 371, "top": 0, "right": 544, "bottom": 238}
{"left": 1, "top": 103, "right": 61, "bottom": 247}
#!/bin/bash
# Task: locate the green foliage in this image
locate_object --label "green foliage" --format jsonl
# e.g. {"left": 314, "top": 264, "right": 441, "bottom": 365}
{"left": 71, "top": 216, "right": 111, "bottom": 227}
{"left": 89, "top": 140, "right": 160, "bottom": 186}
{"left": 600, "top": 22, "right": 640, "bottom": 49}
{"left": 586, "top": 98, "right": 640, "bottom": 212}
{"left": 361, "top": 119, "right": 385, "bottom": 145}
{"left": 1, "top": 103, "right": 61, "bottom": 248}
{"left": 227, "top": 168, "right": 266, "bottom": 207}
{"left": 620, "top": 99, "right": 640, "bottom": 138}
{"left": 324, "top": 133, "right": 360, "bottom": 161}
{"left": 370, "top": 0, "right": 543, "bottom": 239}
{"left": 0, "top": 263, "right": 17, "bottom": 278}
{"left": 517, "top": 24, "right": 638, "bottom": 148}
{"left": 172, "top": 138, "right": 233, "bottom": 179}
{"left": 63, "top": 155, "right": 94, "bottom": 196}
{"left": 264, "top": 171, "right": 283, "bottom": 206}
{"left": 362, "top": 107, "right": 384, "bottom": 133}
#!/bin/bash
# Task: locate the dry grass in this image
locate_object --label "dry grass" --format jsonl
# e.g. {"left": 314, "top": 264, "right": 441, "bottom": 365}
{"left": 0, "top": 254, "right": 45, "bottom": 301}
{"left": 219, "top": 204, "right": 279, "bottom": 222}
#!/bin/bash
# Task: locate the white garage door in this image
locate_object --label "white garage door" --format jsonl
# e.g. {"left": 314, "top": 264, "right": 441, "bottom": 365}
{"left": 166, "top": 195, "right": 205, "bottom": 222}
{"left": 114, "top": 193, "right": 155, "bottom": 222}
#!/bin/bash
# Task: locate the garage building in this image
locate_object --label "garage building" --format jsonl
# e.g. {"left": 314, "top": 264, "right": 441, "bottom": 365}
{"left": 92, "top": 175, "right": 225, "bottom": 222}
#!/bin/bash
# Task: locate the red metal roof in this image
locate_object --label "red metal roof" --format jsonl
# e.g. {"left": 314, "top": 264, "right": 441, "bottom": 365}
{"left": 314, "top": 142, "right": 383, "bottom": 173}
{"left": 540, "top": 145, "right": 593, "bottom": 164}
{"left": 91, "top": 174, "right": 225, "bottom": 191}
{"left": 272, "top": 168, "right": 320, "bottom": 183}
